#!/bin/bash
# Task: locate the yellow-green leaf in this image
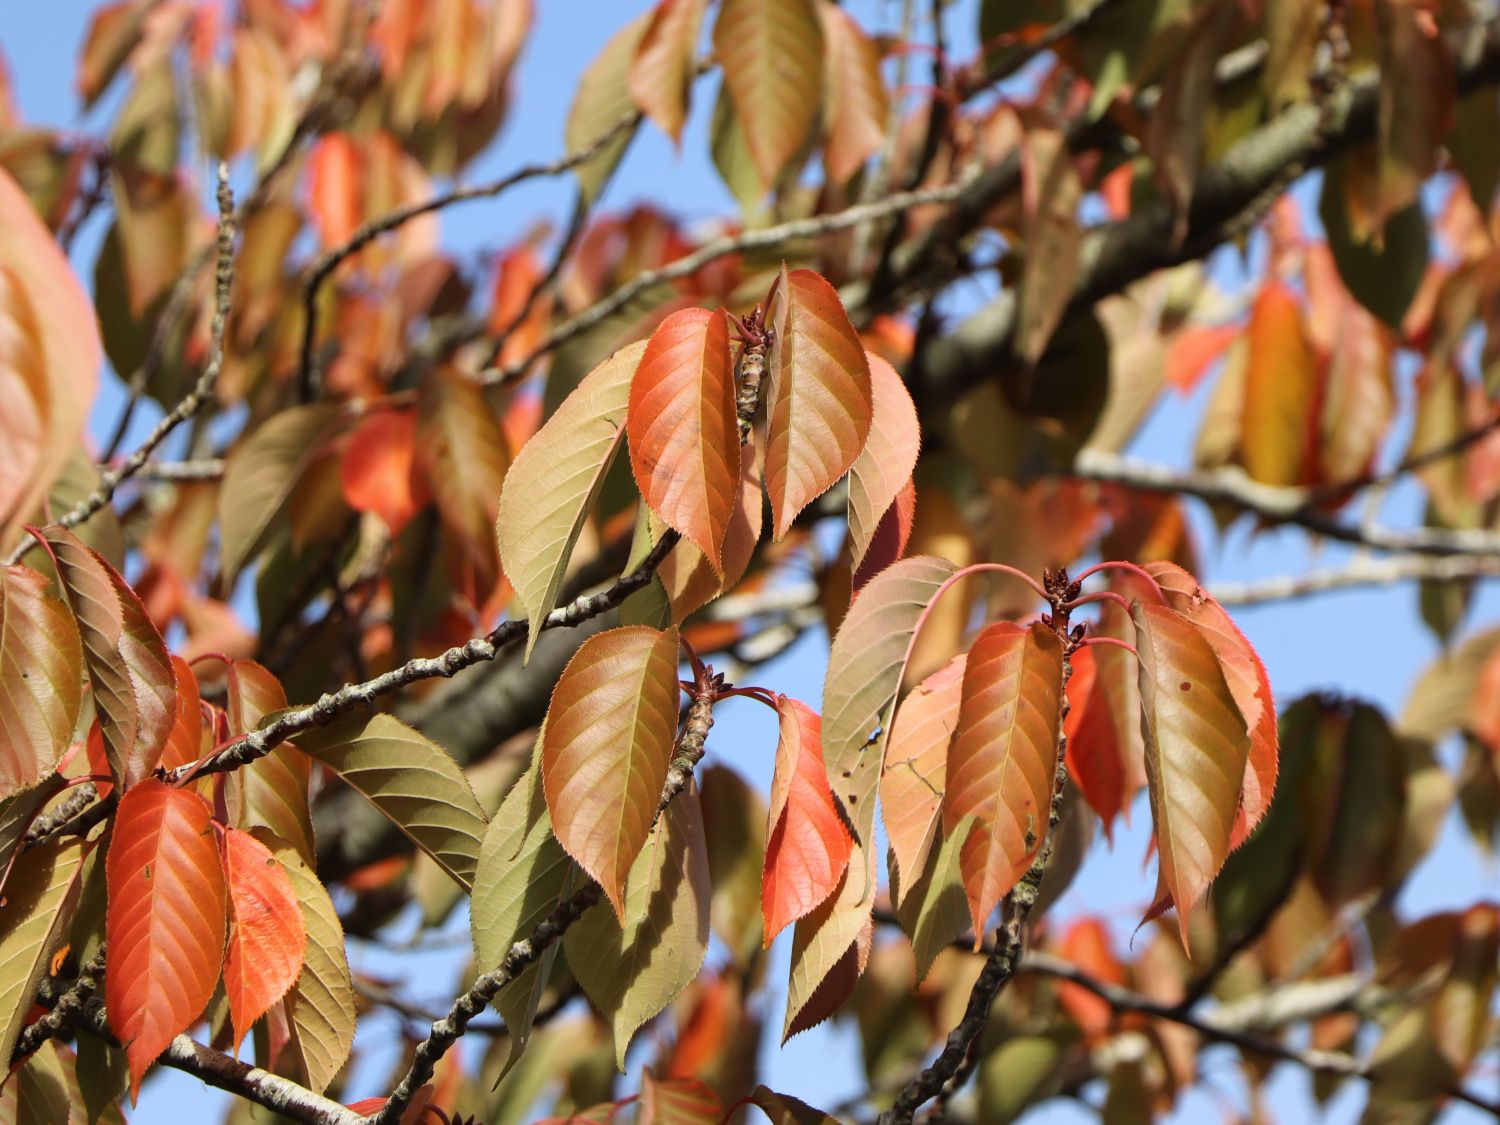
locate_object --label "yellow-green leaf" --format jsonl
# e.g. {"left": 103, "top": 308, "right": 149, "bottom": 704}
{"left": 0, "top": 565, "right": 82, "bottom": 799}
{"left": 0, "top": 839, "right": 86, "bottom": 1066}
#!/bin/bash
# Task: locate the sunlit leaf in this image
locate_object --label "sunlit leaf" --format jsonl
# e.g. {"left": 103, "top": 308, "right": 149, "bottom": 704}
{"left": 819, "top": 5, "right": 887, "bottom": 183}
{"left": 254, "top": 830, "right": 356, "bottom": 1095}
{"left": 564, "top": 783, "right": 709, "bottom": 1069}
{"left": 224, "top": 659, "right": 315, "bottom": 867}
{"left": 848, "top": 355, "right": 919, "bottom": 574}
{"left": 542, "top": 625, "right": 681, "bottom": 920}
{"left": 627, "top": 307, "right": 739, "bottom": 573}
{"left": 106, "top": 780, "right": 226, "bottom": 1100}
{"left": 497, "top": 341, "right": 645, "bottom": 659}
{"left": 762, "top": 697, "right": 852, "bottom": 945}
{"left": 766, "top": 266, "right": 872, "bottom": 538}
{"left": 881, "top": 653, "right": 964, "bottom": 893}
{"left": 1131, "top": 601, "right": 1251, "bottom": 945}
{"left": 851, "top": 476, "right": 917, "bottom": 594}
{"left": 783, "top": 841, "right": 872, "bottom": 1040}
{"left": 1015, "top": 126, "right": 1083, "bottom": 364}
{"left": 565, "top": 11, "right": 650, "bottom": 203}
{"left": 220, "top": 827, "right": 305, "bottom": 1049}
{"left": 713, "top": 0, "right": 823, "bottom": 193}
{"left": 339, "top": 409, "right": 427, "bottom": 538}
{"left": 157, "top": 655, "right": 202, "bottom": 772}
{"left": 639, "top": 1069, "right": 720, "bottom": 1124}
{"left": 943, "top": 621, "right": 1063, "bottom": 938}
{"left": 38, "top": 527, "right": 175, "bottom": 789}
{"left": 628, "top": 0, "right": 706, "bottom": 145}
{"left": 294, "top": 713, "right": 489, "bottom": 888}
{"left": 0, "top": 565, "right": 82, "bottom": 798}
{"left": 747, "top": 1085, "right": 839, "bottom": 1125}
{"left": 1240, "top": 282, "right": 1316, "bottom": 488}
{"left": 0, "top": 838, "right": 86, "bottom": 1067}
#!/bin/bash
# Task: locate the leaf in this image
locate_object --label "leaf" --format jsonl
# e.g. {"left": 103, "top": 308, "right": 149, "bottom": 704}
{"left": 157, "top": 656, "right": 203, "bottom": 772}
{"left": 471, "top": 756, "right": 571, "bottom": 1072}
{"left": 1240, "top": 282, "right": 1317, "bottom": 488}
{"left": 0, "top": 168, "right": 99, "bottom": 547}
{"left": 822, "top": 556, "right": 958, "bottom": 866}
{"left": 942, "top": 621, "right": 1063, "bottom": 938}
{"left": 0, "top": 565, "right": 82, "bottom": 798}
{"left": 1142, "top": 561, "right": 1277, "bottom": 847}
{"left": 293, "top": 713, "right": 488, "bottom": 888}
{"left": 565, "top": 11, "right": 650, "bottom": 203}
{"left": 895, "top": 816, "right": 976, "bottom": 982}
{"left": 713, "top": 0, "right": 823, "bottom": 193}
{"left": 762, "top": 697, "right": 852, "bottom": 945}
{"left": 223, "top": 659, "right": 315, "bottom": 867}
{"left": 627, "top": 307, "right": 739, "bottom": 572}
{"left": 1320, "top": 156, "right": 1428, "bottom": 331}
{"left": 1055, "top": 917, "right": 1127, "bottom": 1038}
{"left": 783, "top": 841, "right": 872, "bottom": 1040}
{"left": 639, "top": 1070, "right": 720, "bottom": 1125}
{"left": 105, "top": 780, "right": 227, "bottom": 1100}
{"left": 38, "top": 527, "right": 175, "bottom": 789}
{"left": 218, "top": 405, "right": 343, "bottom": 584}
{"left": 1373, "top": 0, "right": 1453, "bottom": 233}
{"left": 1015, "top": 126, "right": 1083, "bottom": 364}
{"left": 220, "top": 827, "right": 305, "bottom": 1050}
{"left": 1130, "top": 601, "right": 1251, "bottom": 945}
{"left": 542, "top": 625, "right": 681, "bottom": 920}
{"left": 339, "top": 410, "right": 427, "bottom": 538}
{"left": 1061, "top": 640, "right": 1137, "bottom": 842}
{"left": 765, "top": 266, "right": 872, "bottom": 538}
{"left": 1401, "top": 626, "right": 1500, "bottom": 742}
{"left": 417, "top": 365, "right": 509, "bottom": 587}
{"left": 881, "top": 653, "right": 965, "bottom": 894}
{"left": 252, "top": 831, "right": 355, "bottom": 1095}
{"left": 851, "top": 477, "right": 917, "bottom": 594}
{"left": 497, "top": 341, "right": 646, "bottom": 659}
{"left": 847, "top": 355, "right": 920, "bottom": 574}
{"left": 628, "top": 0, "right": 706, "bottom": 145}
{"left": 563, "top": 783, "right": 709, "bottom": 1069}
{"left": 747, "top": 1085, "right": 840, "bottom": 1125}
{"left": 819, "top": 5, "right": 888, "bottom": 183}
{"left": 699, "top": 764, "right": 766, "bottom": 965}
{"left": 0, "top": 838, "right": 86, "bottom": 1068}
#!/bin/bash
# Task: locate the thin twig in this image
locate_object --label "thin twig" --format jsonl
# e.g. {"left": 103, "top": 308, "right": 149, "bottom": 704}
{"left": 4, "top": 165, "right": 239, "bottom": 567}
{"left": 1211, "top": 553, "right": 1500, "bottom": 606}
{"left": 129, "top": 458, "right": 227, "bottom": 482}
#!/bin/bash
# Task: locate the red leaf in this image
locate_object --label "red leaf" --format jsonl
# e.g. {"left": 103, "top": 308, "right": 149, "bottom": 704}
{"left": 339, "top": 410, "right": 429, "bottom": 537}
{"left": 158, "top": 655, "right": 203, "bottom": 772}
{"left": 881, "top": 653, "right": 964, "bottom": 892}
{"left": 1063, "top": 645, "right": 1127, "bottom": 841}
{"left": 220, "top": 827, "right": 306, "bottom": 1049}
{"left": 541, "top": 625, "right": 682, "bottom": 920}
{"left": 628, "top": 307, "right": 739, "bottom": 573}
{"left": 37, "top": 527, "right": 176, "bottom": 789}
{"left": 628, "top": 0, "right": 706, "bottom": 145}
{"left": 1165, "top": 323, "right": 1238, "bottom": 393}
{"left": 847, "top": 353, "right": 920, "bottom": 574}
{"left": 106, "top": 779, "right": 227, "bottom": 1100}
{"left": 851, "top": 477, "right": 916, "bottom": 594}
{"left": 943, "top": 621, "right": 1064, "bottom": 938}
{"left": 766, "top": 267, "right": 873, "bottom": 538}
{"left": 762, "top": 697, "right": 853, "bottom": 945}
{"left": 307, "top": 134, "right": 361, "bottom": 249}
{"left": 1055, "top": 917, "right": 1126, "bottom": 1038}
{"left": 639, "top": 1069, "right": 721, "bottom": 1124}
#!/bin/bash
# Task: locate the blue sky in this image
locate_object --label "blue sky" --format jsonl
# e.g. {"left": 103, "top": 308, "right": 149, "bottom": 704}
{"left": 3, "top": 2, "right": 1496, "bottom": 1120}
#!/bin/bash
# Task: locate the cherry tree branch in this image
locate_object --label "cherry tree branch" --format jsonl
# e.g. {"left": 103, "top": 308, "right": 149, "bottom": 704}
{"left": 1212, "top": 553, "right": 1500, "bottom": 605}
{"left": 3, "top": 165, "right": 238, "bottom": 567}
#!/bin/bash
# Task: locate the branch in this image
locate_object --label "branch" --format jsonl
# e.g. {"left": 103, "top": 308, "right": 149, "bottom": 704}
{"left": 297, "top": 109, "right": 641, "bottom": 401}
{"left": 1070, "top": 450, "right": 1500, "bottom": 558}
{"left": 1211, "top": 553, "right": 1500, "bottom": 606}
{"left": 2, "top": 165, "right": 238, "bottom": 568}
{"left": 10, "top": 947, "right": 106, "bottom": 1064}
{"left": 368, "top": 685, "right": 720, "bottom": 1125}
{"left": 129, "top": 458, "right": 227, "bottom": 482}
{"left": 70, "top": 999, "right": 365, "bottom": 1125}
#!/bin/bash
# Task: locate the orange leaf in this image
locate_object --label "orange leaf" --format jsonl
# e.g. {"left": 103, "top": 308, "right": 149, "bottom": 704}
{"left": 1241, "top": 282, "right": 1318, "bottom": 488}
{"left": 158, "top": 655, "right": 203, "bottom": 772}
{"left": 221, "top": 827, "right": 306, "bottom": 1049}
{"left": 819, "top": 5, "right": 888, "bottom": 183}
{"left": 1015, "top": 126, "right": 1083, "bottom": 364}
{"left": 0, "top": 565, "right": 83, "bottom": 798}
{"left": 1165, "top": 323, "right": 1238, "bottom": 394}
{"left": 881, "top": 653, "right": 964, "bottom": 893}
{"left": 307, "top": 133, "right": 361, "bottom": 249}
{"left": 943, "top": 621, "right": 1063, "bottom": 938}
{"left": 1143, "top": 561, "right": 1277, "bottom": 848}
{"left": 628, "top": 307, "right": 739, "bottom": 572}
{"left": 766, "top": 267, "right": 872, "bottom": 538}
{"left": 762, "top": 697, "right": 853, "bottom": 945}
{"left": 37, "top": 527, "right": 176, "bottom": 789}
{"left": 106, "top": 779, "right": 227, "bottom": 1100}
{"left": 1130, "top": 601, "right": 1252, "bottom": 947}
{"left": 851, "top": 476, "right": 916, "bottom": 594}
{"left": 639, "top": 1070, "right": 721, "bottom": 1125}
{"left": 847, "top": 354, "right": 920, "bottom": 574}
{"left": 1055, "top": 917, "right": 1126, "bottom": 1038}
{"left": 658, "top": 428, "right": 764, "bottom": 621}
{"left": 339, "top": 410, "right": 429, "bottom": 537}
{"left": 541, "top": 625, "right": 682, "bottom": 920}
{"left": 1062, "top": 644, "right": 1127, "bottom": 841}
{"left": 628, "top": 0, "right": 706, "bottom": 145}
{"left": 713, "top": 0, "right": 823, "bottom": 192}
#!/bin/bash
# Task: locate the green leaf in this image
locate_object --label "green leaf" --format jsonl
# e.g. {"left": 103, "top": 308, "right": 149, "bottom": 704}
{"left": 699, "top": 764, "right": 766, "bottom": 966}
{"left": 895, "top": 816, "right": 976, "bottom": 982}
{"left": 563, "top": 784, "right": 709, "bottom": 1070}
{"left": 713, "top": 0, "right": 823, "bottom": 194}
{"left": 38, "top": 527, "right": 175, "bottom": 789}
{"left": 218, "top": 404, "right": 343, "bottom": 585}
{"left": 225, "top": 659, "right": 315, "bottom": 867}
{"left": 977, "top": 1034, "right": 1066, "bottom": 1125}
{"left": 471, "top": 755, "right": 571, "bottom": 1075}
{"left": 293, "top": 713, "right": 488, "bottom": 888}
{"left": 542, "top": 625, "right": 681, "bottom": 920}
{"left": 0, "top": 839, "right": 87, "bottom": 1067}
{"left": 254, "top": 830, "right": 355, "bottom": 1095}
{"left": 1320, "top": 156, "right": 1428, "bottom": 331}
{"left": 1449, "top": 91, "right": 1500, "bottom": 212}
{"left": 565, "top": 11, "right": 649, "bottom": 204}
{"left": 497, "top": 341, "right": 646, "bottom": 660}
{"left": 0, "top": 565, "right": 83, "bottom": 799}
